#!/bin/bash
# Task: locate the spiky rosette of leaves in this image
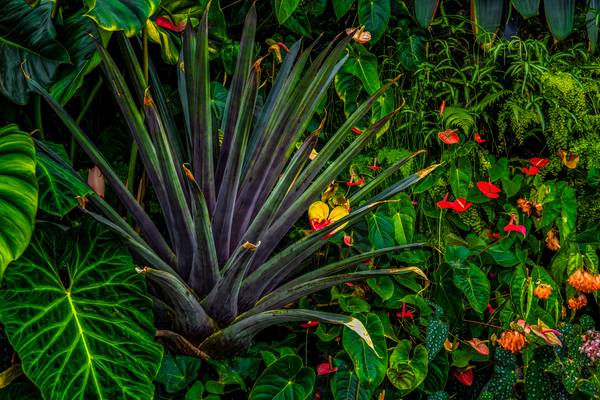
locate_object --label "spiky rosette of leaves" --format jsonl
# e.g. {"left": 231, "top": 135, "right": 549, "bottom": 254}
{"left": 28, "top": 4, "right": 438, "bottom": 359}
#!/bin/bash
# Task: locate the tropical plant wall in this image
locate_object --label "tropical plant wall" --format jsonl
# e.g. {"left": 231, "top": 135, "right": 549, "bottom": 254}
{"left": 1, "top": 0, "right": 600, "bottom": 399}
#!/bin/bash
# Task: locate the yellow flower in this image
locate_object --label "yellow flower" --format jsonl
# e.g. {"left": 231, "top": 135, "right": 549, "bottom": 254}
{"left": 308, "top": 201, "right": 349, "bottom": 234}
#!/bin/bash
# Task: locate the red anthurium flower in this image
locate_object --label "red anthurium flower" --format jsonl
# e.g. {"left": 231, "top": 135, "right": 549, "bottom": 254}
{"left": 504, "top": 213, "right": 526, "bottom": 237}
{"left": 452, "top": 368, "right": 474, "bottom": 386}
{"left": 346, "top": 176, "right": 365, "bottom": 187}
{"left": 87, "top": 166, "right": 105, "bottom": 198}
{"left": 344, "top": 282, "right": 354, "bottom": 287}
{"left": 316, "top": 363, "right": 338, "bottom": 376}
{"left": 438, "top": 129, "right": 460, "bottom": 145}
{"left": 300, "top": 321, "right": 319, "bottom": 328}
{"left": 351, "top": 127, "right": 363, "bottom": 135}
{"left": 368, "top": 165, "right": 382, "bottom": 171}
{"left": 530, "top": 157, "right": 549, "bottom": 167}
{"left": 522, "top": 166, "right": 539, "bottom": 175}
{"left": 451, "top": 198, "right": 473, "bottom": 213}
{"left": 474, "top": 133, "right": 487, "bottom": 144}
{"left": 396, "top": 303, "right": 415, "bottom": 318}
{"left": 466, "top": 338, "right": 490, "bottom": 356}
{"left": 156, "top": 16, "right": 186, "bottom": 32}
{"left": 343, "top": 234, "right": 353, "bottom": 246}
{"left": 440, "top": 99, "right": 446, "bottom": 115}
{"left": 437, "top": 192, "right": 455, "bottom": 209}
{"left": 476, "top": 181, "right": 502, "bottom": 199}
{"left": 487, "top": 303, "right": 495, "bottom": 314}
{"left": 487, "top": 232, "right": 500, "bottom": 239}
{"left": 314, "top": 393, "right": 321, "bottom": 399}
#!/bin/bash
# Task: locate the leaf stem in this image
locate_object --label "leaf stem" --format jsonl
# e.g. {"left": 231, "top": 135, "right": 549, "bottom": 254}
{"left": 34, "top": 95, "right": 44, "bottom": 140}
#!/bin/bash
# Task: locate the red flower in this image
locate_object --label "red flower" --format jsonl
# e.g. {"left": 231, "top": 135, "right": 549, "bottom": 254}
{"left": 277, "top": 41, "right": 289, "bottom": 53}
{"left": 367, "top": 158, "right": 382, "bottom": 171}
{"left": 474, "top": 133, "right": 487, "bottom": 144}
{"left": 440, "top": 100, "right": 446, "bottom": 115}
{"left": 396, "top": 303, "right": 415, "bottom": 318}
{"left": 344, "top": 282, "right": 354, "bottom": 287}
{"left": 87, "top": 166, "right": 105, "bottom": 198}
{"left": 156, "top": 16, "right": 186, "bottom": 32}
{"left": 316, "top": 363, "right": 338, "bottom": 376}
{"left": 487, "top": 303, "right": 495, "bottom": 314}
{"left": 437, "top": 192, "right": 455, "bottom": 209}
{"left": 300, "top": 321, "right": 319, "bottom": 328}
{"left": 487, "top": 232, "right": 500, "bottom": 240}
{"left": 504, "top": 213, "right": 526, "bottom": 237}
{"left": 438, "top": 129, "right": 460, "bottom": 145}
{"left": 351, "top": 127, "right": 363, "bottom": 135}
{"left": 452, "top": 368, "right": 474, "bottom": 386}
{"left": 314, "top": 394, "right": 321, "bottom": 399}
{"left": 476, "top": 181, "right": 502, "bottom": 199}
{"left": 522, "top": 166, "right": 539, "bottom": 175}
{"left": 346, "top": 176, "right": 365, "bottom": 187}
{"left": 343, "top": 234, "right": 353, "bottom": 246}
{"left": 452, "top": 198, "right": 473, "bottom": 213}
{"left": 530, "top": 157, "right": 549, "bottom": 167}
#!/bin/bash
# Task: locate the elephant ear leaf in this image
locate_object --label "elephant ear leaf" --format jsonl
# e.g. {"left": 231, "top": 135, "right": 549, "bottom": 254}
{"left": 0, "top": 222, "right": 163, "bottom": 400}
{"left": 84, "top": 0, "right": 160, "bottom": 37}
{"left": 249, "top": 354, "right": 315, "bottom": 400}
{"left": 0, "top": 124, "right": 37, "bottom": 279}
{"left": 0, "top": 0, "right": 69, "bottom": 105}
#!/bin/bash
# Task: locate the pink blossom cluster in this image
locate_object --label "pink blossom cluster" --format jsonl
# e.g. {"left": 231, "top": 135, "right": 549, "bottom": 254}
{"left": 580, "top": 330, "right": 600, "bottom": 363}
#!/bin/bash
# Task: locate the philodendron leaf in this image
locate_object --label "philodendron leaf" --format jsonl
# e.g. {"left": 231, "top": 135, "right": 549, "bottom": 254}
{"left": 155, "top": 354, "right": 201, "bottom": 393}
{"left": 0, "top": 222, "right": 163, "bottom": 400}
{"left": 249, "top": 355, "right": 315, "bottom": 400}
{"left": 36, "top": 144, "right": 93, "bottom": 217}
{"left": 84, "top": 0, "right": 160, "bottom": 37}
{"left": 386, "top": 339, "right": 428, "bottom": 395}
{"left": 342, "top": 313, "right": 387, "bottom": 388}
{"left": 357, "top": 0, "right": 391, "bottom": 42}
{"left": 0, "top": 0, "right": 69, "bottom": 105}
{"left": 453, "top": 262, "right": 490, "bottom": 317}
{"left": 330, "top": 358, "right": 374, "bottom": 400}
{"left": 0, "top": 124, "right": 37, "bottom": 279}
{"left": 274, "top": 0, "right": 301, "bottom": 24}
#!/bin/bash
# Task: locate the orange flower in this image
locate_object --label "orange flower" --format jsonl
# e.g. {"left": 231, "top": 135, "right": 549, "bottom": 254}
{"left": 567, "top": 294, "right": 587, "bottom": 310}
{"left": 533, "top": 283, "right": 552, "bottom": 300}
{"left": 567, "top": 269, "right": 600, "bottom": 293}
{"left": 545, "top": 228, "right": 560, "bottom": 251}
{"left": 517, "top": 198, "right": 542, "bottom": 217}
{"left": 557, "top": 150, "right": 579, "bottom": 169}
{"left": 497, "top": 330, "right": 527, "bottom": 354}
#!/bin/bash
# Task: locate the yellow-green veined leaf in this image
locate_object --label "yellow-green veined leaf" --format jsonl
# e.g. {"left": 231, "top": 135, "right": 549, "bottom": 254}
{"left": 0, "top": 124, "right": 37, "bottom": 279}
{"left": 342, "top": 313, "right": 387, "bottom": 388}
{"left": 146, "top": 20, "right": 179, "bottom": 64}
{"left": 0, "top": 222, "right": 163, "bottom": 400}
{"left": 249, "top": 355, "right": 315, "bottom": 400}
{"left": 0, "top": 0, "right": 69, "bottom": 105}
{"left": 84, "top": 0, "right": 160, "bottom": 37}
{"left": 387, "top": 339, "right": 428, "bottom": 395}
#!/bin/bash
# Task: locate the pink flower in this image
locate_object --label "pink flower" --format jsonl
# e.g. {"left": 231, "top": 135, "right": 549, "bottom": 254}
{"left": 87, "top": 166, "right": 105, "bottom": 198}
{"left": 466, "top": 338, "right": 490, "bottom": 356}
{"left": 487, "top": 303, "right": 495, "bottom": 314}
{"left": 344, "top": 282, "right": 354, "bottom": 287}
{"left": 343, "top": 235, "right": 353, "bottom": 246}
{"left": 477, "top": 181, "right": 502, "bottom": 199}
{"left": 504, "top": 213, "right": 526, "bottom": 237}
{"left": 156, "top": 16, "right": 186, "bottom": 32}
{"left": 452, "top": 368, "right": 473, "bottom": 386}
{"left": 316, "top": 363, "right": 338, "bottom": 376}
{"left": 437, "top": 192, "right": 455, "bottom": 209}
{"left": 276, "top": 42, "right": 289, "bottom": 53}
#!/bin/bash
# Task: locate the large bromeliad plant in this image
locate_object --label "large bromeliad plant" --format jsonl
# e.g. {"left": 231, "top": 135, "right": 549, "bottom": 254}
{"left": 1, "top": 5, "right": 439, "bottom": 397}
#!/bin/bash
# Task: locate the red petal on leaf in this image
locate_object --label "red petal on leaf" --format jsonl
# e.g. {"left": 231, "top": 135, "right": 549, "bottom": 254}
{"left": 522, "top": 166, "right": 539, "bottom": 175}
{"left": 437, "top": 129, "right": 460, "bottom": 144}
{"left": 476, "top": 181, "right": 502, "bottom": 199}
{"left": 530, "top": 157, "right": 549, "bottom": 167}
{"left": 474, "top": 133, "right": 487, "bottom": 144}
{"left": 316, "top": 363, "right": 338, "bottom": 376}
{"left": 451, "top": 198, "right": 472, "bottom": 212}
{"left": 453, "top": 368, "right": 474, "bottom": 386}
{"left": 300, "top": 321, "right": 319, "bottom": 328}
{"left": 351, "top": 127, "right": 363, "bottom": 134}
{"left": 466, "top": 338, "right": 490, "bottom": 356}
{"left": 156, "top": 16, "right": 186, "bottom": 32}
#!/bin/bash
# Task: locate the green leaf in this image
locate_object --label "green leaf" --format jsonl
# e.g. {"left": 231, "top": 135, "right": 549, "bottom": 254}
{"left": 185, "top": 381, "right": 205, "bottom": 400}
{"left": 489, "top": 158, "right": 508, "bottom": 181}
{"left": 0, "top": 222, "right": 163, "bottom": 400}
{"left": 334, "top": 63, "right": 363, "bottom": 117}
{"left": 0, "top": 124, "right": 37, "bottom": 279}
{"left": 342, "top": 313, "right": 387, "bottom": 388}
{"left": 249, "top": 355, "right": 315, "bottom": 400}
{"left": 367, "top": 211, "right": 395, "bottom": 249}
{"left": 0, "top": 0, "right": 69, "bottom": 105}
{"left": 346, "top": 45, "right": 381, "bottom": 95}
{"left": 449, "top": 160, "right": 472, "bottom": 199}
{"left": 386, "top": 339, "right": 428, "bottom": 395}
{"left": 330, "top": 359, "right": 373, "bottom": 400}
{"left": 334, "top": 0, "right": 355, "bottom": 19}
{"left": 452, "top": 263, "right": 490, "bottom": 316}
{"left": 511, "top": 0, "right": 540, "bottom": 17}
{"left": 426, "top": 315, "right": 449, "bottom": 362}
{"left": 367, "top": 276, "right": 394, "bottom": 301}
{"left": 391, "top": 208, "right": 414, "bottom": 245}
{"left": 423, "top": 351, "right": 449, "bottom": 393}
{"left": 556, "top": 182, "right": 577, "bottom": 240}
{"left": 84, "top": 0, "right": 160, "bottom": 37}
{"left": 146, "top": 20, "right": 180, "bottom": 64}
{"left": 500, "top": 174, "right": 523, "bottom": 198}
{"left": 510, "top": 264, "right": 528, "bottom": 317}
{"left": 36, "top": 147, "right": 93, "bottom": 217}
{"left": 274, "top": 0, "right": 302, "bottom": 24}
{"left": 357, "top": 0, "right": 391, "bottom": 42}
{"left": 415, "top": 0, "right": 439, "bottom": 28}
{"left": 471, "top": 0, "right": 505, "bottom": 42}
{"left": 155, "top": 354, "right": 201, "bottom": 393}
{"left": 49, "top": 12, "right": 104, "bottom": 105}
{"left": 544, "top": 0, "right": 575, "bottom": 41}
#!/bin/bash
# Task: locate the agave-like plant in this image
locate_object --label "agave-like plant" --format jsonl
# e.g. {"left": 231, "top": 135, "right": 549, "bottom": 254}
{"left": 31, "top": 5, "right": 438, "bottom": 358}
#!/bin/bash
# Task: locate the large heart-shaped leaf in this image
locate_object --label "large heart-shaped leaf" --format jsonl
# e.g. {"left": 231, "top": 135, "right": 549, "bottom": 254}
{"left": 452, "top": 262, "right": 490, "bottom": 316}
{"left": 386, "top": 339, "right": 428, "bottom": 395}
{"left": 155, "top": 354, "right": 201, "bottom": 393}
{"left": 274, "top": 0, "right": 301, "bottom": 24}
{"left": 36, "top": 143, "right": 93, "bottom": 217}
{"left": 330, "top": 359, "right": 374, "bottom": 400}
{"left": 357, "top": 0, "right": 391, "bottom": 42}
{"left": 367, "top": 211, "right": 395, "bottom": 249}
{"left": 345, "top": 45, "right": 381, "bottom": 95}
{"left": 0, "top": 124, "right": 37, "bottom": 279}
{"left": 84, "top": 0, "right": 160, "bottom": 37}
{"left": 249, "top": 355, "right": 315, "bottom": 400}
{"left": 342, "top": 313, "right": 387, "bottom": 388}
{"left": 0, "top": 0, "right": 69, "bottom": 105}
{"left": 0, "top": 223, "right": 163, "bottom": 400}
{"left": 333, "top": 0, "right": 355, "bottom": 19}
